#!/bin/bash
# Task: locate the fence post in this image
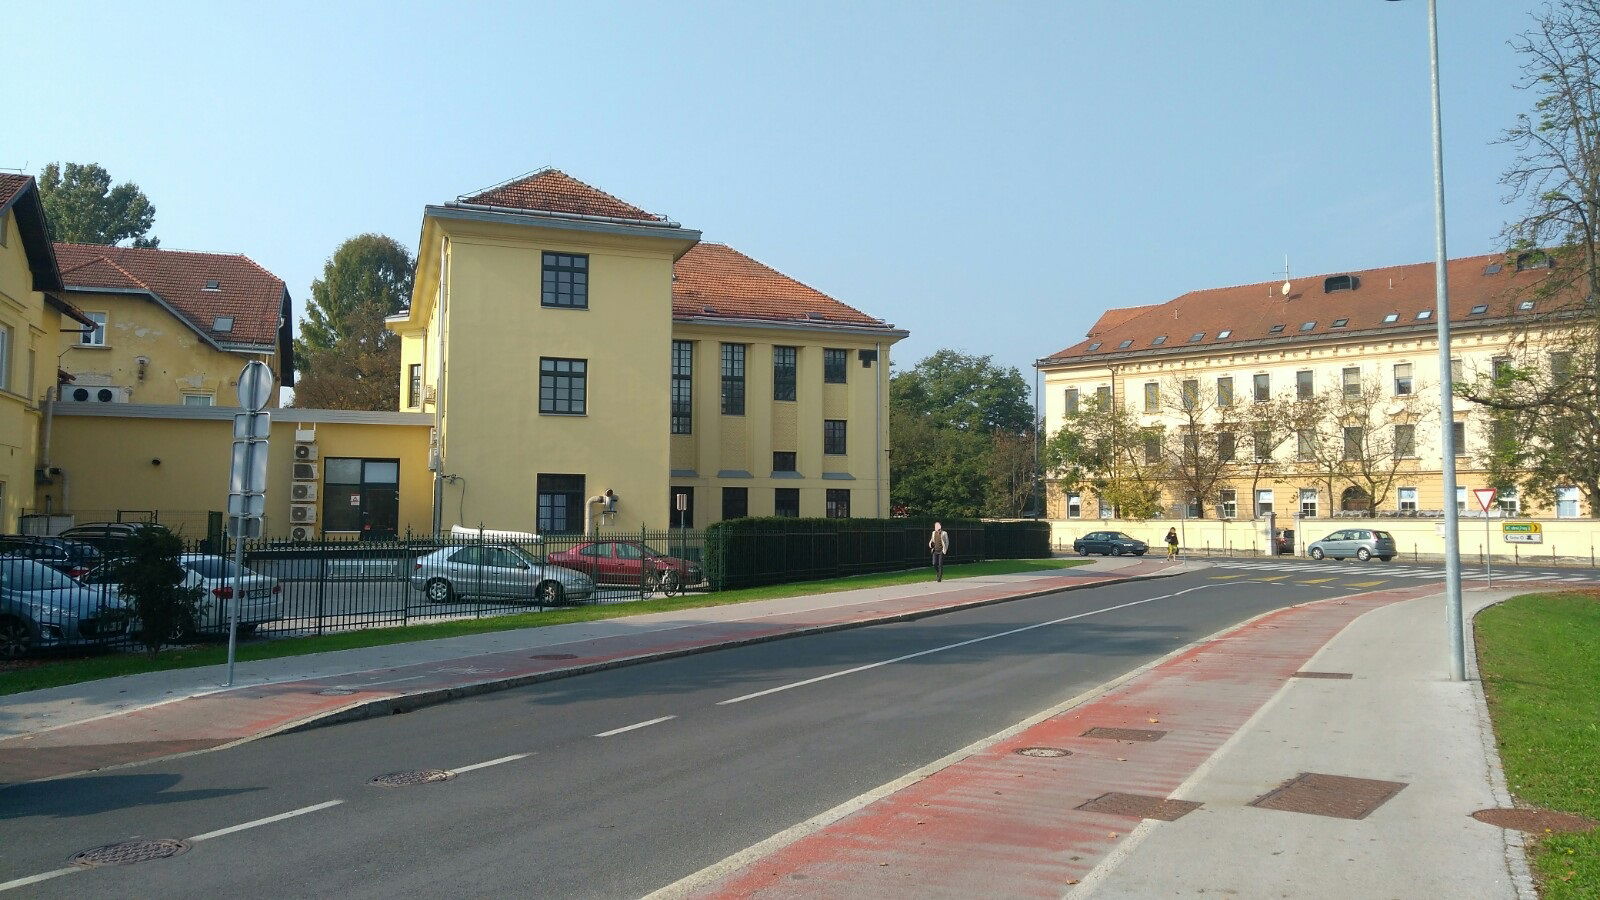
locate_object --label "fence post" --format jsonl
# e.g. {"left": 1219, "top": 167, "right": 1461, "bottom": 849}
{"left": 315, "top": 538, "right": 327, "bottom": 636}
{"left": 641, "top": 523, "right": 649, "bottom": 600}
{"left": 476, "top": 524, "right": 485, "bottom": 619}
{"left": 400, "top": 538, "right": 409, "bottom": 627}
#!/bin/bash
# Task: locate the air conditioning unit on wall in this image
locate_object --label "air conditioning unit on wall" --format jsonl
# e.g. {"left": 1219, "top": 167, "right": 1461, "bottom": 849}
{"left": 291, "top": 483, "right": 318, "bottom": 502}
{"left": 290, "top": 525, "right": 316, "bottom": 541}
{"left": 290, "top": 504, "right": 317, "bottom": 524}
{"left": 64, "top": 385, "right": 130, "bottom": 403}
{"left": 294, "top": 443, "right": 318, "bottom": 460}
{"left": 292, "top": 462, "right": 318, "bottom": 481}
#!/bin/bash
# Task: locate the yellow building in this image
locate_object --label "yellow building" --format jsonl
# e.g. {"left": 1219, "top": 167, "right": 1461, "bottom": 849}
{"left": 388, "top": 169, "right": 906, "bottom": 534}
{"left": 52, "top": 243, "right": 294, "bottom": 407}
{"left": 0, "top": 175, "right": 98, "bottom": 532}
{"left": 1037, "top": 253, "right": 1580, "bottom": 529}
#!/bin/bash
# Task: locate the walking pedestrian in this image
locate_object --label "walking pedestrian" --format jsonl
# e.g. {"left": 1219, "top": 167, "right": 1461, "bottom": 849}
{"left": 1165, "top": 527, "right": 1180, "bottom": 560}
{"left": 929, "top": 521, "right": 950, "bottom": 581}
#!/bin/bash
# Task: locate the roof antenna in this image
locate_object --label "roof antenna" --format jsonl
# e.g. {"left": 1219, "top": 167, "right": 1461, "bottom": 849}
{"left": 1281, "top": 254, "right": 1292, "bottom": 299}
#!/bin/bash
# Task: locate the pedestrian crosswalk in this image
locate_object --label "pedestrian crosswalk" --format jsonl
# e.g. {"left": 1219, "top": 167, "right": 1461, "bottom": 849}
{"left": 1208, "top": 559, "right": 1600, "bottom": 584}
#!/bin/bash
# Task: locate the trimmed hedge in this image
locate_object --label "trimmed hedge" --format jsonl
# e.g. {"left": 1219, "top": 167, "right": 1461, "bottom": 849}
{"left": 704, "top": 517, "right": 1051, "bottom": 590}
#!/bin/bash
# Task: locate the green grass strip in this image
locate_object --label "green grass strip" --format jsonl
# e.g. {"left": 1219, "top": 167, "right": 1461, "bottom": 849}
{"left": 1476, "top": 591, "right": 1600, "bottom": 898}
{"left": 3, "top": 558, "right": 1089, "bottom": 696}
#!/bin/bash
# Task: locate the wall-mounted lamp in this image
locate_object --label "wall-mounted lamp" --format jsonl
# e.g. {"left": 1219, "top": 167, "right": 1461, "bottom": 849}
{"left": 135, "top": 356, "right": 150, "bottom": 381}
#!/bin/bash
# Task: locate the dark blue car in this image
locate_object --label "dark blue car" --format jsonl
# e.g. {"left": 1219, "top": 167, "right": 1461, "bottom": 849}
{"left": 1072, "top": 531, "right": 1149, "bottom": 557}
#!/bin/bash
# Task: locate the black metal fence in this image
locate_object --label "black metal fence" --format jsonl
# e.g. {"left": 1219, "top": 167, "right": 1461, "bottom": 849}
{"left": 0, "top": 528, "right": 705, "bottom": 657}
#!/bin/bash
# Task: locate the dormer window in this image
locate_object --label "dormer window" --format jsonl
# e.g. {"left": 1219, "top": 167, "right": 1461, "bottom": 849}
{"left": 1470, "top": 304, "right": 1489, "bottom": 315}
{"left": 1323, "top": 274, "right": 1359, "bottom": 293}
{"left": 203, "top": 279, "right": 221, "bottom": 291}
{"left": 1117, "top": 339, "right": 1134, "bottom": 350}
{"left": 1187, "top": 332, "right": 1205, "bottom": 343}
{"left": 1151, "top": 335, "right": 1167, "bottom": 346}
{"left": 1416, "top": 309, "right": 1433, "bottom": 320}
{"left": 1332, "top": 318, "right": 1349, "bottom": 328}
{"left": 1382, "top": 313, "right": 1399, "bottom": 323}
{"left": 212, "top": 316, "right": 234, "bottom": 333}
{"left": 1216, "top": 329, "right": 1232, "bottom": 339}
{"left": 1299, "top": 321, "right": 1316, "bottom": 332}
{"left": 1268, "top": 324, "right": 1286, "bottom": 334}
{"left": 1515, "top": 251, "right": 1554, "bottom": 271}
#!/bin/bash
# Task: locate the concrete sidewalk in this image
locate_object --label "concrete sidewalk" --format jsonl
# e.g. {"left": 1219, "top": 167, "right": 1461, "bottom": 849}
{"left": 663, "top": 583, "right": 1536, "bottom": 899}
{"left": 0, "top": 556, "right": 1194, "bottom": 785}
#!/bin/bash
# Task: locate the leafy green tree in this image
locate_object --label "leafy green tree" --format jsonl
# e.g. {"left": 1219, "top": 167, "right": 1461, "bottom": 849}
{"left": 1042, "top": 392, "right": 1163, "bottom": 519}
{"left": 111, "top": 527, "right": 203, "bottom": 656}
{"left": 291, "top": 234, "right": 415, "bottom": 410}
{"left": 37, "top": 162, "right": 159, "bottom": 247}
{"left": 890, "top": 350, "right": 1033, "bottom": 433}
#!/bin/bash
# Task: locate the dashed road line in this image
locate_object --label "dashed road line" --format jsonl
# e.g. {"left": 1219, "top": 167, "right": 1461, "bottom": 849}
{"left": 595, "top": 716, "right": 677, "bottom": 737}
{"left": 450, "top": 753, "right": 531, "bottom": 774}
{"left": 189, "top": 799, "right": 345, "bottom": 842}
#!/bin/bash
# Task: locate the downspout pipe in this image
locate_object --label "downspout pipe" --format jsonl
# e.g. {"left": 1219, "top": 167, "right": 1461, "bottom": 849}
{"left": 432, "top": 237, "right": 448, "bottom": 536}
{"left": 875, "top": 341, "right": 884, "bottom": 517}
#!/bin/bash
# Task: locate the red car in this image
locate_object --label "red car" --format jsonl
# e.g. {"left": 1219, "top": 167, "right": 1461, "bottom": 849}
{"left": 546, "top": 541, "right": 702, "bottom": 592}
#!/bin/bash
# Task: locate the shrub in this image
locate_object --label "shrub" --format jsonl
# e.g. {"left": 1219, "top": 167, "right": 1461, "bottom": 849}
{"left": 112, "top": 527, "right": 203, "bottom": 656}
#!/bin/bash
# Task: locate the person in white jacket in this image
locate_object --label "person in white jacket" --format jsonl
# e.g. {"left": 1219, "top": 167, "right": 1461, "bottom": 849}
{"left": 928, "top": 522, "right": 951, "bottom": 582}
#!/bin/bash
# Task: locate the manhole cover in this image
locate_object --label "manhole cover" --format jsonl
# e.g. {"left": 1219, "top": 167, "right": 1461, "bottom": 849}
{"left": 1249, "top": 772, "right": 1406, "bottom": 820}
{"left": 1077, "top": 792, "right": 1202, "bottom": 822}
{"left": 316, "top": 688, "right": 356, "bottom": 696}
{"left": 1081, "top": 727, "right": 1167, "bottom": 742}
{"left": 369, "top": 769, "right": 456, "bottom": 787}
{"left": 1291, "top": 671, "right": 1354, "bottom": 679}
{"left": 1472, "top": 807, "right": 1597, "bottom": 834}
{"left": 71, "top": 838, "right": 190, "bottom": 867}
{"left": 530, "top": 653, "right": 579, "bottom": 660}
{"left": 1015, "top": 747, "right": 1072, "bottom": 758}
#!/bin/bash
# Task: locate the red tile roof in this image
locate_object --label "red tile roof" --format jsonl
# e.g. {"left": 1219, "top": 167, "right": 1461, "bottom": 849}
{"left": 0, "top": 173, "right": 31, "bottom": 210}
{"left": 1040, "top": 253, "right": 1569, "bottom": 364}
{"left": 459, "top": 169, "right": 668, "bottom": 223}
{"left": 672, "top": 243, "right": 891, "bottom": 329}
{"left": 54, "top": 243, "right": 286, "bottom": 347}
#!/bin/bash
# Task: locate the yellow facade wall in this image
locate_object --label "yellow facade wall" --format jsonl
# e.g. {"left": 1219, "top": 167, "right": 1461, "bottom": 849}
{"left": 60, "top": 289, "right": 277, "bottom": 407}
{"left": 0, "top": 207, "right": 58, "bottom": 531}
{"left": 42, "top": 410, "right": 432, "bottom": 537}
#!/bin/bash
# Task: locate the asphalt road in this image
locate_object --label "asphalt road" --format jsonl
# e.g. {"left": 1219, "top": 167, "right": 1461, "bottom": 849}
{"left": 0, "top": 570, "right": 1422, "bottom": 897}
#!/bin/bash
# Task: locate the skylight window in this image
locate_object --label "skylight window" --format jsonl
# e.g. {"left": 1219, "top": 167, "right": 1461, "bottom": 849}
{"left": 1268, "top": 324, "right": 1286, "bottom": 334}
{"left": 1151, "top": 335, "right": 1168, "bottom": 346}
{"left": 1216, "top": 329, "right": 1232, "bottom": 339}
{"left": 203, "top": 279, "right": 221, "bottom": 291}
{"left": 1383, "top": 313, "right": 1399, "bottom": 323}
{"left": 1416, "top": 309, "right": 1433, "bottom": 320}
{"left": 1086, "top": 342, "right": 1102, "bottom": 352}
{"left": 212, "top": 316, "right": 234, "bottom": 333}
{"left": 1187, "top": 332, "right": 1205, "bottom": 343}
{"left": 1470, "top": 304, "right": 1489, "bottom": 315}
{"left": 1483, "top": 263, "right": 1503, "bottom": 275}
{"left": 1332, "top": 318, "right": 1349, "bottom": 328}
{"left": 1117, "top": 339, "right": 1133, "bottom": 349}
{"left": 1518, "top": 300, "right": 1536, "bottom": 311}
{"left": 1299, "top": 321, "right": 1316, "bottom": 332}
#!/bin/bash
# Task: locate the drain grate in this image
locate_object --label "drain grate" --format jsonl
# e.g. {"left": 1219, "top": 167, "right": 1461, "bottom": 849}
{"left": 1249, "top": 772, "right": 1406, "bottom": 820}
{"left": 369, "top": 769, "right": 456, "bottom": 787}
{"left": 1081, "top": 727, "right": 1167, "bottom": 742}
{"left": 1291, "top": 671, "right": 1354, "bottom": 679}
{"left": 71, "top": 838, "right": 190, "bottom": 867}
{"left": 1077, "top": 792, "right": 1202, "bottom": 822}
{"left": 1014, "top": 747, "right": 1072, "bottom": 758}
{"left": 1472, "top": 807, "right": 1597, "bottom": 834}
{"left": 529, "top": 653, "right": 579, "bottom": 661}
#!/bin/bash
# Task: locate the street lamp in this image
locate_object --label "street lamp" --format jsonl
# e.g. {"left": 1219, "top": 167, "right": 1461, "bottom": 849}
{"left": 1391, "top": 0, "right": 1466, "bottom": 681}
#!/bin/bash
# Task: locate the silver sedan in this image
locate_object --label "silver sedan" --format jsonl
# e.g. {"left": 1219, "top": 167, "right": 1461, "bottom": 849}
{"left": 410, "top": 544, "right": 596, "bottom": 605}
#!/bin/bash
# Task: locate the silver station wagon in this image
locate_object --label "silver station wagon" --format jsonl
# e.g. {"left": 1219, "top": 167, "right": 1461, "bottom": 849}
{"left": 1307, "top": 528, "right": 1397, "bottom": 562}
{"left": 411, "top": 544, "right": 597, "bottom": 605}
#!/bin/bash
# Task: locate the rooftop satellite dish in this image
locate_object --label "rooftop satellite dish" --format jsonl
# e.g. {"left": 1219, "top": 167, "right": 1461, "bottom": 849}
{"left": 1281, "top": 281, "right": 1292, "bottom": 296}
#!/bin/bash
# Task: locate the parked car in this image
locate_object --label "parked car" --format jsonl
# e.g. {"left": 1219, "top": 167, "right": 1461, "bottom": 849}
{"left": 1072, "top": 531, "right": 1149, "bottom": 556}
{"left": 0, "top": 536, "right": 105, "bottom": 579}
{"left": 1307, "top": 529, "right": 1397, "bottom": 562}
{"left": 0, "top": 558, "right": 130, "bottom": 658}
{"left": 411, "top": 544, "right": 597, "bottom": 605}
{"left": 55, "top": 522, "right": 172, "bottom": 554}
{"left": 545, "top": 540, "right": 703, "bottom": 592}
{"left": 80, "top": 553, "right": 283, "bottom": 637}
{"left": 1273, "top": 528, "right": 1296, "bottom": 555}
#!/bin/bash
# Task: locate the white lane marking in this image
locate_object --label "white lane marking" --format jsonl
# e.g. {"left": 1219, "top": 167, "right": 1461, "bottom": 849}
{"left": 188, "top": 799, "right": 344, "bottom": 842}
{"left": 450, "top": 753, "right": 530, "bottom": 774}
{"left": 718, "top": 585, "right": 1216, "bottom": 705}
{"left": 0, "top": 868, "right": 81, "bottom": 893}
{"left": 594, "top": 716, "right": 677, "bottom": 737}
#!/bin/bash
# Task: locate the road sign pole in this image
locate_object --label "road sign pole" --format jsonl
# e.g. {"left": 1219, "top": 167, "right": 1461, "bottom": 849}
{"left": 1485, "top": 514, "right": 1492, "bottom": 589}
{"left": 224, "top": 361, "right": 274, "bottom": 688}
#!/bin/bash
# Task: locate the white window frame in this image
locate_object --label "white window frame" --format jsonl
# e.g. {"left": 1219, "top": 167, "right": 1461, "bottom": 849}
{"left": 182, "top": 394, "right": 215, "bottom": 407}
{"left": 1397, "top": 487, "right": 1418, "bottom": 513}
{"left": 81, "top": 312, "right": 108, "bottom": 347}
{"left": 1256, "top": 489, "right": 1274, "bottom": 517}
{"left": 1498, "top": 489, "right": 1519, "bottom": 518}
{"left": 1557, "top": 486, "right": 1581, "bottom": 519}
{"left": 1067, "top": 492, "right": 1081, "bottom": 519}
{"left": 0, "top": 324, "right": 11, "bottom": 391}
{"left": 1299, "top": 489, "right": 1318, "bottom": 518}
{"left": 1220, "top": 489, "right": 1237, "bottom": 519}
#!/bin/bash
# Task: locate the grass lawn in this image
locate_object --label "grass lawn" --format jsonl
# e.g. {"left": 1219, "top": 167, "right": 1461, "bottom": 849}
{"left": 1476, "top": 590, "right": 1600, "bottom": 898}
{"left": 1, "top": 558, "right": 1090, "bottom": 697}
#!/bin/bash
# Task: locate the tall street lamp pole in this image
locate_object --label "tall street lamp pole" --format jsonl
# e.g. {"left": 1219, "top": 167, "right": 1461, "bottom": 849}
{"left": 1393, "top": 0, "right": 1466, "bottom": 681}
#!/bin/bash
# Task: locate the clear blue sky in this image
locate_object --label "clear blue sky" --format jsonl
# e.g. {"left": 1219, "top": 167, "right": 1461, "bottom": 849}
{"left": 5, "top": 0, "right": 1549, "bottom": 398}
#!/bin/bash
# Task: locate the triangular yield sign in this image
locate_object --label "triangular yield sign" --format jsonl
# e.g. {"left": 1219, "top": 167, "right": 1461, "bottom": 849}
{"left": 1472, "top": 488, "right": 1498, "bottom": 512}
